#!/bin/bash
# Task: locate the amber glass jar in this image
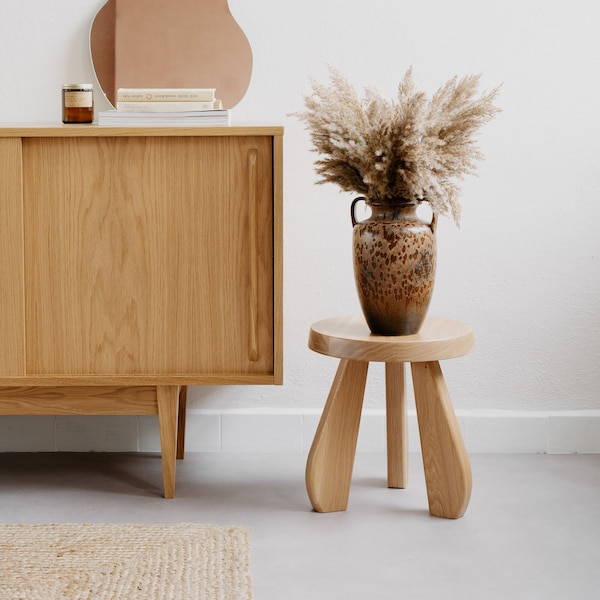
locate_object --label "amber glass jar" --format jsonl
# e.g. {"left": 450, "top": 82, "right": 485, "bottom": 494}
{"left": 62, "top": 84, "right": 94, "bottom": 123}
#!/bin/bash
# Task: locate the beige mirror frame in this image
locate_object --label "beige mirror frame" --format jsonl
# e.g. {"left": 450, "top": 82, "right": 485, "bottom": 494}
{"left": 90, "top": 0, "right": 253, "bottom": 108}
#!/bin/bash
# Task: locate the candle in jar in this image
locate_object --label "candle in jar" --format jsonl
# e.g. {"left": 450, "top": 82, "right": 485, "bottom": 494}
{"left": 62, "top": 84, "right": 94, "bottom": 123}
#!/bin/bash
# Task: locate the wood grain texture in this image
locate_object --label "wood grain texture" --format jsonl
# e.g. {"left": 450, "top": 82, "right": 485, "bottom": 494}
{"left": 0, "top": 124, "right": 284, "bottom": 138}
{"left": 0, "top": 138, "right": 25, "bottom": 376}
{"left": 386, "top": 362, "right": 408, "bottom": 489}
{"left": 247, "top": 148, "right": 259, "bottom": 362}
{"left": 272, "top": 134, "right": 284, "bottom": 384}
{"left": 306, "top": 315, "right": 473, "bottom": 518}
{"left": 411, "top": 361, "right": 472, "bottom": 518}
{"left": 305, "top": 359, "right": 368, "bottom": 512}
{"left": 157, "top": 385, "right": 179, "bottom": 499}
{"left": 0, "top": 125, "right": 283, "bottom": 499}
{"left": 0, "top": 374, "right": 278, "bottom": 386}
{"left": 22, "top": 135, "right": 274, "bottom": 377}
{"left": 309, "top": 315, "right": 474, "bottom": 363}
{"left": 0, "top": 386, "right": 157, "bottom": 415}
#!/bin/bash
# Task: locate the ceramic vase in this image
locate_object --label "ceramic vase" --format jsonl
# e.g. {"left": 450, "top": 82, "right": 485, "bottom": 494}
{"left": 351, "top": 197, "right": 437, "bottom": 336}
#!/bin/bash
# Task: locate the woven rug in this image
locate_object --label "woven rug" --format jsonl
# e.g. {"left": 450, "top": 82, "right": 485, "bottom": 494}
{"left": 0, "top": 523, "right": 252, "bottom": 600}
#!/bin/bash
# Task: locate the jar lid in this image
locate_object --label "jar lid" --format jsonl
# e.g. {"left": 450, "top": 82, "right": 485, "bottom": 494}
{"left": 62, "top": 83, "right": 93, "bottom": 90}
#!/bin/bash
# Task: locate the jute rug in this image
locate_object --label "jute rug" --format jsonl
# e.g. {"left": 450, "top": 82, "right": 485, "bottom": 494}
{"left": 0, "top": 523, "right": 252, "bottom": 600}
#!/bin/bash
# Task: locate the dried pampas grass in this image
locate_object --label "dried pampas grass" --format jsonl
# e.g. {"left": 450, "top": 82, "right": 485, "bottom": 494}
{"left": 294, "top": 66, "right": 501, "bottom": 226}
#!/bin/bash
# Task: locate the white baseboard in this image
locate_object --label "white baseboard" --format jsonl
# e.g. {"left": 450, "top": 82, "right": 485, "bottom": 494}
{"left": 1, "top": 409, "right": 599, "bottom": 454}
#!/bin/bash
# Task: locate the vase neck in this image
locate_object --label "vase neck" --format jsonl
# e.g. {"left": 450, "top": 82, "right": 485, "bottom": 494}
{"left": 365, "top": 198, "right": 419, "bottom": 209}
{"left": 368, "top": 200, "right": 418, "bottom": 220}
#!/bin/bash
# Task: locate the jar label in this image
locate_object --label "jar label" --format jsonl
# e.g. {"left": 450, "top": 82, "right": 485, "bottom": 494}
{"left": 64, "top": 90, "right": 93, "bottom": 108}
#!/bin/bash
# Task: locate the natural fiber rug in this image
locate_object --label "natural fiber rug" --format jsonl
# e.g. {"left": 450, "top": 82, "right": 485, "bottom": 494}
{"left": 0, "top": 523, "right": 252, "bottom": 600}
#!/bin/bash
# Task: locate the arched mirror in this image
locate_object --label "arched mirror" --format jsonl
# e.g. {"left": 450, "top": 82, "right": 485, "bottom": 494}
{"left": 90, "top": 0, "right": 253, "bottom": 108}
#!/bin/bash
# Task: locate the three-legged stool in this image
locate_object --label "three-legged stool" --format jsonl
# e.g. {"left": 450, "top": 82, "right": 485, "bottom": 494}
{"left": 305, "top": 315, "right": 474, "bottom": 519}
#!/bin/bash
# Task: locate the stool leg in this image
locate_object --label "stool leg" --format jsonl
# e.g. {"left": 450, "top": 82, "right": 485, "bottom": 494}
{"left": 411, "top": 361, "right": 472, "bottom": 519}
{"left": 386, "top": 362, "right": 408, "bottom": 488}
{"left": 306, "top": 359, "right": 368, "bottom": 512}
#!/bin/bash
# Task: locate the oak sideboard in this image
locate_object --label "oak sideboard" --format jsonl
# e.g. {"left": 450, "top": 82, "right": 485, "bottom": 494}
{"left": 0, "top": 124, "right": 283, "bottom": 497}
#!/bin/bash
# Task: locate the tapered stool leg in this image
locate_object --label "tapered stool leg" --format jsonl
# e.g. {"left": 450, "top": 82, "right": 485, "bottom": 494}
{"left": 411, "top": 361, "right": 472, "bottom": 518}
{"left": 386, "top": 362, "right": 408, "bottom": 488}
{"left": 306, "top": 358, "right": 369, "bottom": 512}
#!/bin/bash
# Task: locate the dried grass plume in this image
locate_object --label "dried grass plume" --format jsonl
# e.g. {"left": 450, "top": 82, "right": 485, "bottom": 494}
{"left": 294, "top": 66, "right": 501, "bottom": 225}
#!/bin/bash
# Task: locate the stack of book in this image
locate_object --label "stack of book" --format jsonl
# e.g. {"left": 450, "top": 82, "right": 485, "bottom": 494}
{"left": 98, "top": 88, "right": 230, "bottom": 126}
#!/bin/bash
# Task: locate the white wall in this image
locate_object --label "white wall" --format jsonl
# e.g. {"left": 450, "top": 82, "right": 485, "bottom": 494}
{"left": 0, "top": 1, "right": 598, "bottom": 428}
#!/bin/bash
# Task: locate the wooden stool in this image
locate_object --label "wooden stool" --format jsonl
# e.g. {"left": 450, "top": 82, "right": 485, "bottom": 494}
{"left": 306, "top": 315, "right": 474, "bottom": 519}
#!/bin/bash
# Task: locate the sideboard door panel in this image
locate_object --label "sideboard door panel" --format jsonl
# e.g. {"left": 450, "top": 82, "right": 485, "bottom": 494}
{"left": 0, "top": 138, "right": 25, "bottom": 376}
{"left": 22, "top": 135, "right": 274, "bottom": 376}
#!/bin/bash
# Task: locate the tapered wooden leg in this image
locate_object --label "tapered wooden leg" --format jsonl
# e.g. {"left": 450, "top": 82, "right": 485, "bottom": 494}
{"left": 386, "top": 362, "right": 408, "bottom": 488}
{"left": 157, "top": 385, "right": 179, "bottom": 499}
{"left": 411, "top": 361, "right": 472, "bottom": 518}
{"left": 176, "top": 385, "right": 187, "bottom": 460}
{"left": 306, "top": 359, "right": 369, "bottom": 512}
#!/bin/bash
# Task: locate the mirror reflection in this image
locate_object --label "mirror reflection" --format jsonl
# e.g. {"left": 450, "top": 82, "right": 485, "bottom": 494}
{"left": 90, "top": 0, "right": 253, "bottom": 108}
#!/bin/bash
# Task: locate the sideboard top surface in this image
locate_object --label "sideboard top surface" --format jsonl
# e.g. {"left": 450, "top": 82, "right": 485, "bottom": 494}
{"left": 0, "top": 123, "right": 284, "bottom": 138}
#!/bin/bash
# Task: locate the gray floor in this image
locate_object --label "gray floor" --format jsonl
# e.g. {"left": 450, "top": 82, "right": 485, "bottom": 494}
{"left": 0, "top": 451, "right": 598, "bottom": 599}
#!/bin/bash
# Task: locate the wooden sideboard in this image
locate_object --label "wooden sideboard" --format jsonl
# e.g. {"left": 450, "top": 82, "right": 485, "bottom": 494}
{"left": 0, "top": 123, "right": 283, "bottom": 497}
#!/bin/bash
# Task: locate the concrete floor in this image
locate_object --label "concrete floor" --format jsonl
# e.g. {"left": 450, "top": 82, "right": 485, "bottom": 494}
{"left": 0, "top": 451, "right": 598, "bottom": 599}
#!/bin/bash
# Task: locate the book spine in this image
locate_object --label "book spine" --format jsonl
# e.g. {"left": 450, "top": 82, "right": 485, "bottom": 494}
{"left": 116, "top": 88, "right": 216, "bottom": 102}
{"left": 116, "top": 101, "right": 217, "bottom": 112}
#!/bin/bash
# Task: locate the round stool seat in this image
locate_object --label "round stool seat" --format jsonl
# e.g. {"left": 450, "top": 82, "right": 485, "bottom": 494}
{"left": 309, "top": 315, "right": 474, "bottom": 363}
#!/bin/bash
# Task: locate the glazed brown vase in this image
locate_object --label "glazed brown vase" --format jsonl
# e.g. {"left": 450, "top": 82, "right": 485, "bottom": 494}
{"left": 351, "top": 197, "right": 437, "bottom": 336}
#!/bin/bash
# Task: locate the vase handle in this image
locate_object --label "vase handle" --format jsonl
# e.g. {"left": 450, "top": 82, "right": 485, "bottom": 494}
{"left": 351, "top": 196, "right": 367, "bottom": 227}
{"left": 421, "top": 199, "right": 437, "bottom": 233}
{"left": 430, "top": 211, "right": 437, "bottom": 234}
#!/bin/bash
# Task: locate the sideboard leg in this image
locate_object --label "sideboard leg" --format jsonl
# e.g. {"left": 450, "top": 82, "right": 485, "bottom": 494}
{"left": 306, "top": 359, "right": 368, "bottom": 512}
{"left": 157, "top": 385, "right": 180, "bottom": 499}
{"left": 386, "top": 362, "right": 408, "bottom": 488}
{"left": 176, "top": 385, "right": 187, "bottom": 460}
{"left": 411, "top": 361, "right": 472, "bottom": 518}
